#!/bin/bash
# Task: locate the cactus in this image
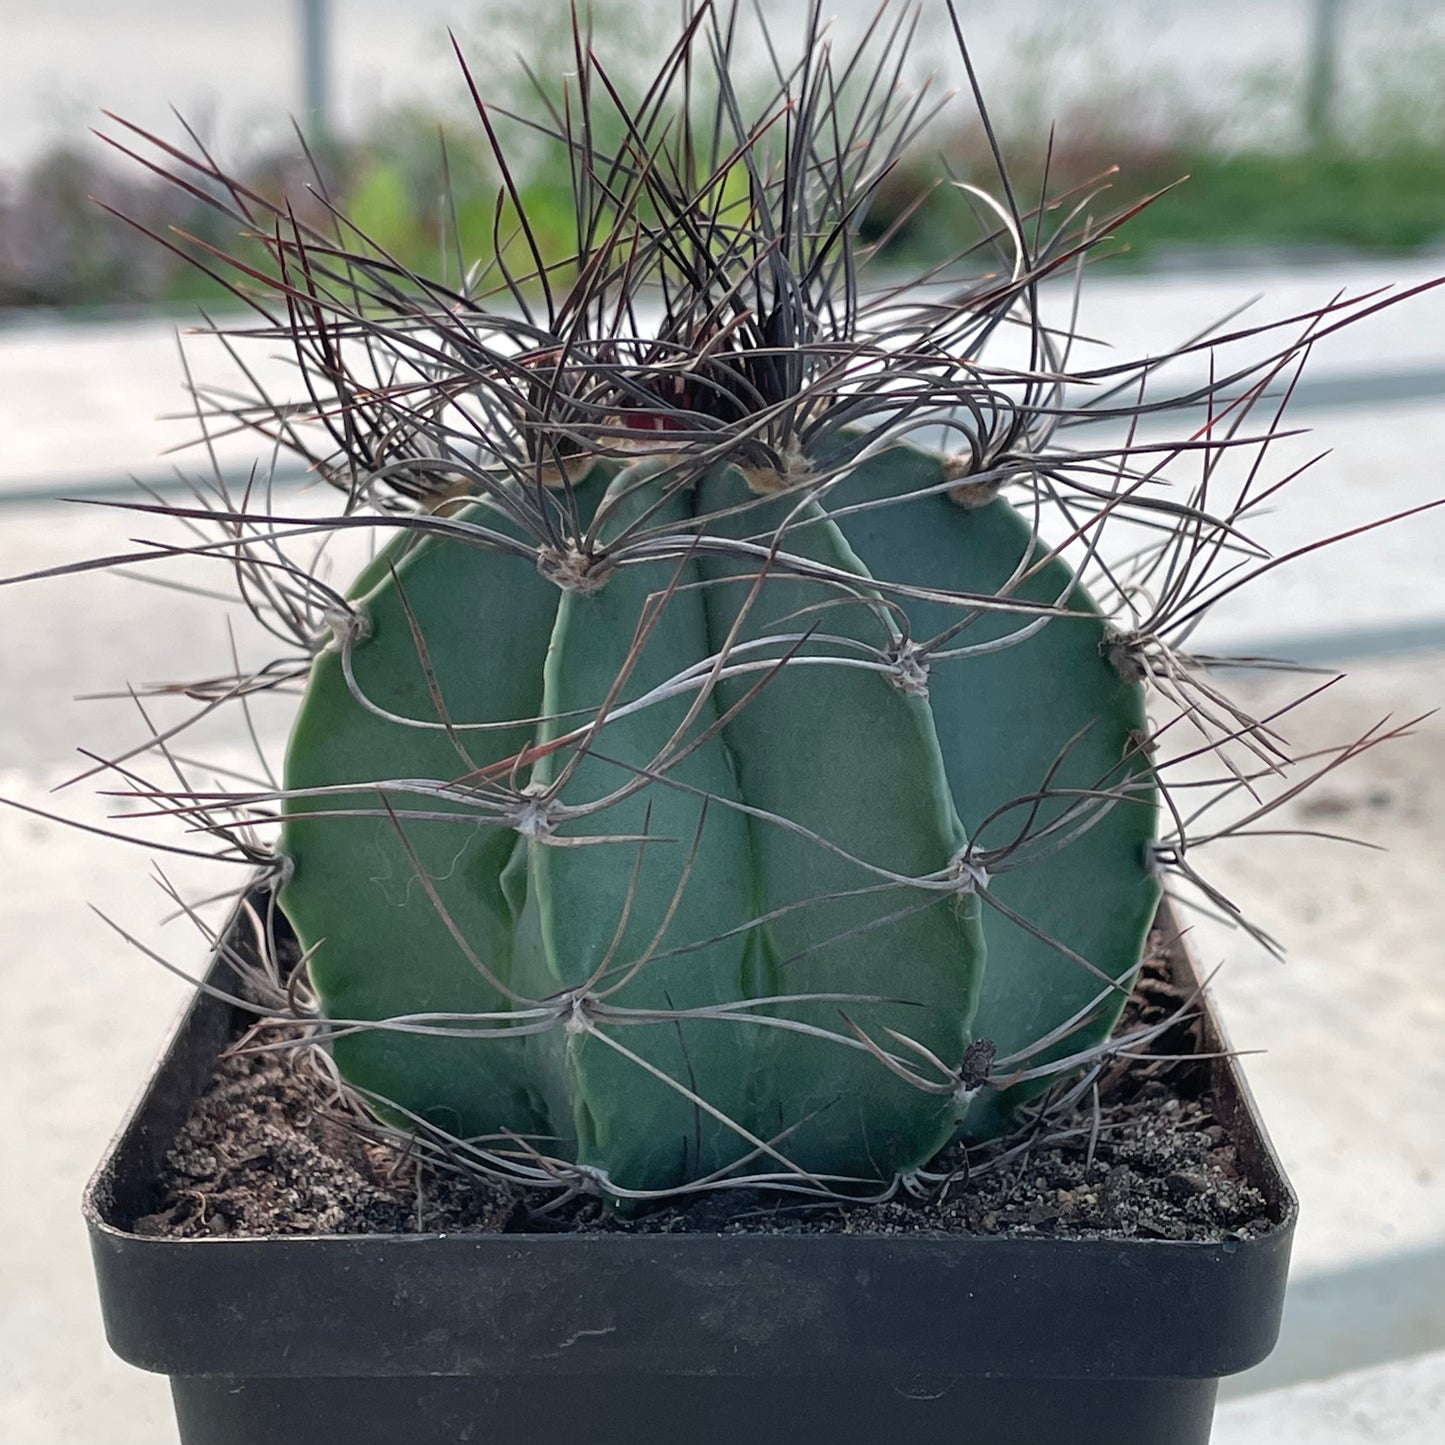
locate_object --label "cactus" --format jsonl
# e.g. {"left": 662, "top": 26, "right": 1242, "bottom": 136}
{"left": 13, "top": 2, "right": 1435, "bottom": 1211}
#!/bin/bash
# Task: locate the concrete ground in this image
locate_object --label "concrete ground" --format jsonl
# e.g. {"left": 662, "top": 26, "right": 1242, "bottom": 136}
{"left": 1, "top": 256, "right": 1443, "bottom": 1441}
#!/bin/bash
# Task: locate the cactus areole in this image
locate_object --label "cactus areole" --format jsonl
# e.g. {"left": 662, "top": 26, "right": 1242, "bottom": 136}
{"left": 278, "top": 439, "right": 1158, "bottom": 1201}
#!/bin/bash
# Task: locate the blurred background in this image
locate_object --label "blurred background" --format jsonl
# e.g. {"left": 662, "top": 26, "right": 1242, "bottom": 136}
{"left": 4, "top": 0, "right": 1445, "bottom": 308}
{"left": 1, "top": 3, "right": 1442, "bottom": 1442}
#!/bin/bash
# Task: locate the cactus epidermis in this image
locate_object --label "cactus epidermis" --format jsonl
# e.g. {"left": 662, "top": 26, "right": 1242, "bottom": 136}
{"left": 279, "top": 442, "right": 1156, "bottom": 1199}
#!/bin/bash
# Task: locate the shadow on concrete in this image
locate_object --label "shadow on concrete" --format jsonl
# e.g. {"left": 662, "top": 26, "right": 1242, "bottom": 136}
{"left": 1224, "top": 1239, "right": 1445, "bottom": 1398}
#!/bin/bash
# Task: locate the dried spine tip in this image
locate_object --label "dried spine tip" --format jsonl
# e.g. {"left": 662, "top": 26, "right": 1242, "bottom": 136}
{"left": 536, "top": 541, "right": 614, "bottom": 594}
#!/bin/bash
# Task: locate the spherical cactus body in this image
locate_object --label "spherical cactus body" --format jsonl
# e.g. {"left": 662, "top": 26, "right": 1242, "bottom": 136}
{"left": 279, "top": 443, "right": 1158, "bottom": 1199}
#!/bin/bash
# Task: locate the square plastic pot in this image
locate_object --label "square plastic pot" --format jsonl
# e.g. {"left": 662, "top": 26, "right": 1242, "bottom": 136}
{"left": 85, "top": 900, "right": 1296, "bottom": 1445}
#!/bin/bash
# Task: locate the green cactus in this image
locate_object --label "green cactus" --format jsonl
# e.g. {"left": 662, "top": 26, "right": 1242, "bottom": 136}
{"left": 276, "top": 423, "right": 1156, "bottom": 1195}
{"left": 27, "top": 1, "right": 1422, "bottom": 1213}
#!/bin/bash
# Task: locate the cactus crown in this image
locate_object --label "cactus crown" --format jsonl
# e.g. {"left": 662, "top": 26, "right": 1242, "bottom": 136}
{"left": 11, "top": 1, "right": 1434, "bottom": 1211}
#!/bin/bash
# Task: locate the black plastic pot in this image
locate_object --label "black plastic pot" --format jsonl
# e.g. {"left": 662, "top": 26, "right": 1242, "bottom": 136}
{"left": 85, "top": 904, "right": 1296, "bottom": 1445}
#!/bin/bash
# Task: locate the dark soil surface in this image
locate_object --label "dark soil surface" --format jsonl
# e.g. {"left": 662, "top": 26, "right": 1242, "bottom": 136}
{"left": 134, "top": 933, "right": 1273, "bottom": 1242}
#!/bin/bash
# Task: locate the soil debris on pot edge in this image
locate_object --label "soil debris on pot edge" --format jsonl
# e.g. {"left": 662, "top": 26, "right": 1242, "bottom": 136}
{"left": 133, "top": 929, "right": 1272, "bottom": 1242}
